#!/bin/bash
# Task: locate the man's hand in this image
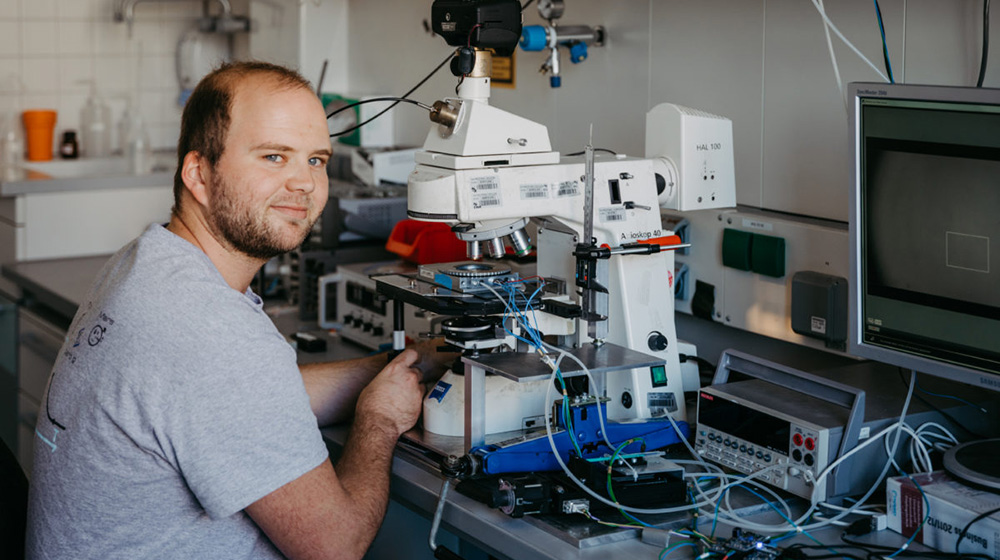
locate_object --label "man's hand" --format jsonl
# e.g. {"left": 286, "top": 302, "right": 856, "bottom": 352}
{"left": 410, "top": 337, "right": 458, "bottom": 386}
{"left": 354, "top": 349, "right": 424, "bottom": 437}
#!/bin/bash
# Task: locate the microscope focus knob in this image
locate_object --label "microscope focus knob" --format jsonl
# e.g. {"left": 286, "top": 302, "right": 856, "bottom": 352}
{"left": 647, "top": 331, "right": 669, "bottom": 352}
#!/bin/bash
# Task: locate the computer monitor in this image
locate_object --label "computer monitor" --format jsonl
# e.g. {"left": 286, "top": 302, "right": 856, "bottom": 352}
{"left": 849, "top": 82, "right": 1000, "bottom": 489}
{"left": 849, "top": 82, "right": 1000, "bottom": 390}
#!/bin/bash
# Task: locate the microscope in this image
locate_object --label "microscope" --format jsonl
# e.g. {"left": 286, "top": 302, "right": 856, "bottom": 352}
{"left": 378, "top": 0, "right": 736, "bottom": 477}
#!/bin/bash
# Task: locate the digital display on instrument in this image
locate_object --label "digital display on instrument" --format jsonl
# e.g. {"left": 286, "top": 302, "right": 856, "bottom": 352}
{"left": 346, "top": 281, "right": 386, "bottom": 315}
{"left": 697, "top": 392, "right": 790, "bottom": 453}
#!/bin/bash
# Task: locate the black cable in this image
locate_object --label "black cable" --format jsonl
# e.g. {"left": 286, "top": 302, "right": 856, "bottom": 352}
{"left": 565, "top": 148, "right": 618, "bottom": 156}
{"left": 327, "top": 51, "right": 453, "bottom": 138}
{"left": 955, "top": 505, "right": 1000, "bottom": 558}
{"left": 327, "top": 97, "right": 432, "bottom": 138}
{"left": 977, "top": 0, "right": 990, "bottom": 87}
{"left": 840, "top": 532, "right": 994, "bottom": 560}
{"left": 522, "top": 0, "right": 535, "bottom": 12}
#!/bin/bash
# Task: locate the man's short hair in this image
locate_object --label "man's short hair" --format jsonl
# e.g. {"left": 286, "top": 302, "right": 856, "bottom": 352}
{"left": 172, "top": 61, "right": 316, "bottom": 213}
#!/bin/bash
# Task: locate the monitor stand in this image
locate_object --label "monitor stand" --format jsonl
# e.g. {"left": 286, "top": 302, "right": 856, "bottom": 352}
{"left": 943, "top": 439, "right": 1000, "bottom": 490}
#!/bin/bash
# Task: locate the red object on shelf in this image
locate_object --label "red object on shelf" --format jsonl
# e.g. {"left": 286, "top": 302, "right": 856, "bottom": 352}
{"left": 385, "top": 219, "right": 467, "bottom": 264}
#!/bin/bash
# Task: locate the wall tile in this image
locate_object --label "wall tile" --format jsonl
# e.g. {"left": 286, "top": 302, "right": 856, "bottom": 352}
{"left": 20, "top": 0, "right": 56, "bottom": 19}
{"left": 137, "top": 54, "right": 171, "bottom": 91}
{"left": 56, "top": 0, "right": 98, "bottom": 21}
{"left": 95, "top": 55, "right": 135, "bottom": 94}
{"left": 160, "top": 1, "right": 201, "bottom": 19}
{"left": 130, "top": 20, "right": 165, "bottom": 56}
{"left": 0, "top": 21, "right": 20, "bottom": 55}
{"left": 21, "top": 57, "right": 59, "bottom": 93}
{"left": 0, "top": 59, "right": 21, "bottom": 93}
{"left": 0, "top": 0, "right": 20, "bottom": 21}
{"left": 57, "top": 20, "right": 94, "bottom": 56}
{"left": 94, "top": 20, "right": 133, "bottom": 55}
{"left": 21, "top": 21, "right": 59, "bottom": 56}
{"left": 137, "top": 89, "right": 160, "bottom": 124}
{"left": 22, "top": 93, "right": 59, "bottom": 112}
{"left": 58, "top": 57, "right": 95, "bottom": 94}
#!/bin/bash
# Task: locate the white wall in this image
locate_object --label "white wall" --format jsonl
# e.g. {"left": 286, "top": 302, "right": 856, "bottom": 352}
{"left": 339, "top": 0, "right": 997, "bottom": 223}
{"left": 0, "top": 0, "right": 219, "bottom": 152}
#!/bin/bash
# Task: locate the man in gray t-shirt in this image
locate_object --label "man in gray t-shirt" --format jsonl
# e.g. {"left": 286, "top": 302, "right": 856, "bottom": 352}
{"left": 27, "top": 62, "right": 439, "bottom": 559}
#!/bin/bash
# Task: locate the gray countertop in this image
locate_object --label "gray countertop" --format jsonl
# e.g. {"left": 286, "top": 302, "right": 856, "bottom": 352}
{"left": 0, "top": 154, "right": 175, "bottom": 196}
{"left": 2, "top": 255, "right": 109, "bottom": 319}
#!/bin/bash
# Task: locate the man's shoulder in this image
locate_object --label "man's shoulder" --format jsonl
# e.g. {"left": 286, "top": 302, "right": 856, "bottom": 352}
{"left": 92, "top": 226, "right": 263, "bottom": 330}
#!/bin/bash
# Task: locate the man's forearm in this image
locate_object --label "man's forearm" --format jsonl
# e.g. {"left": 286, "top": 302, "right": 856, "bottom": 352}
{"left": 333, "top": 413, "right": 400, "bottom": 552}
{"left": 301, "top": 354, "right": 385, "bottom": 426}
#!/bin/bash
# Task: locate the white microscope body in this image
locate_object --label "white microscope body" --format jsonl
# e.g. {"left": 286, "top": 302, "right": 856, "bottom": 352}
{"left": 410, "top": 49, "right": 735, "bottom": 434}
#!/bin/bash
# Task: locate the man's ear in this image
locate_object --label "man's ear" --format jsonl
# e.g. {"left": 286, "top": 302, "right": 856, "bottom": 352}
{"left": 180, "top": 151, "right": 212, "bottom": 207}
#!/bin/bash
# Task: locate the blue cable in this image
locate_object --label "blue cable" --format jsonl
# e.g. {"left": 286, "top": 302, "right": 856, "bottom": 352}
{"left": 659, "top": 541, "right": 697, "bottom": 560}
{"left": 915, "top": 377, "right": 985, "bottom": 411}
{"left": 886, "top": 471, "right": 930, "bottom": 558}
{"left": 874, "top": 0, "right": 895, "bottom": 83}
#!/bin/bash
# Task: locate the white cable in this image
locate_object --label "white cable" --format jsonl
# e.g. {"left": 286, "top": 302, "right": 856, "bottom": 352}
{"left": 817, "top": 0, "right": 847, "bottom": 110}
{"left": 478, "top": 279, "right": 693, "bottom": 513}
{"left": 809, "top": 0, "right": 890, "bottom": 82}
{"left": 901, "top": 0, "right": 907, "bottom": 83}
{"left": 699, "top": 371, "right": 917, "bottom": 534}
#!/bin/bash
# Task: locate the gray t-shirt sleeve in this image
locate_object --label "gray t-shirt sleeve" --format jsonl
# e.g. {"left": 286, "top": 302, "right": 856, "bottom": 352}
{"left": 160, "top": 318, "right": 329, "bottom": 519}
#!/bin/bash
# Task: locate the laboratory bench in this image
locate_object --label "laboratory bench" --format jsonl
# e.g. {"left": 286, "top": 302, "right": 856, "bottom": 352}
{"left": 0, "top": 155, "right": 175, "bottom": 298}
{"left": 0, "top": 254, "right": 943, "bottom": 560}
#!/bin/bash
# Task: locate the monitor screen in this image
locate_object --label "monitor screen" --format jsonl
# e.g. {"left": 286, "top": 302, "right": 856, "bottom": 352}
{"left": 849, "top": 83, "right": 1000, "bottom": 390}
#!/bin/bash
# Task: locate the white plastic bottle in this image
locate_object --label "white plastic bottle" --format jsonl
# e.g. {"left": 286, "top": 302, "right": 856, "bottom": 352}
{"left": 0, "top": 111, "right": 24, "bottom": 180}
{"left": 80, "top": 83, "right": 111, "bottom": 158}
{"left": 125, "top": 113, "right": 152, "bottom": 175}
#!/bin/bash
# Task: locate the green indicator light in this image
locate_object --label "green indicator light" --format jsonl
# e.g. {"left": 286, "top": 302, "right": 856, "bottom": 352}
{"left": 650, "top": 365, "right": 667, "bottom": 387}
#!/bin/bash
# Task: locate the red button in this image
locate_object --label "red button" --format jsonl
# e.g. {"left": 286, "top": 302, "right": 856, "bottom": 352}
{"left": 792, "top": 433, "right": 803, "bottom": 446}
{"left": 805, "top": 437, "right": 816, "bottom": 451}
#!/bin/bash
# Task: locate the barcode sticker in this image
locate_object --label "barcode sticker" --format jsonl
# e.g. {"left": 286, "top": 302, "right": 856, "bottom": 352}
{"left": 556, "top": 180, "right": 580, "bottom": 198}
{"left": 470, "top": 176, "right": 502, "bottom": 209}
{"left": 599, "top": 207, "right": 626, "bottom": 223}
{"left": 648, "top": 392, "right": 678, "bottom": 416}
{"left": 520, "top": 183, "right": 550, "bottom": 200}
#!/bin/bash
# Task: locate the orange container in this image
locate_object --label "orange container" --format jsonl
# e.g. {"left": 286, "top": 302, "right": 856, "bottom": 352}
{"left": 22, "top": 110, "right": 57, "bottom": 161}
{"left": 385, "top": 220, "right": 467, "bottom": 264}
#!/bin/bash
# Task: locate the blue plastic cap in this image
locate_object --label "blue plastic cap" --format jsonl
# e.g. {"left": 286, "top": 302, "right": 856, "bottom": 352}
{"left": 550, "top": 75, "right": 562, "bottom": 88}
{"left": 520, "top": 25, "right": 548, "bottom": 51}
{"left": 569, "top": 42, "right": 588, "bottom": 63}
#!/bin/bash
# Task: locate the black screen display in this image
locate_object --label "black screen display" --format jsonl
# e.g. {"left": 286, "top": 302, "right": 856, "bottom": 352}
{"left": 697, "top": 392, "right": 790, "bottom": 453}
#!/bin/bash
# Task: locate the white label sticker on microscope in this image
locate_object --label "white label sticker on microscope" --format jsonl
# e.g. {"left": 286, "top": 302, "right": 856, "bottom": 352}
{"left": 470, "top": 176, "right": 501, "bottom": 209}
{"left": 555, "top": 180, "right": 580, "bottom": 198}
{"left": 599, "top": 207, "right": 626, "bottom": 223}
{"left": 519, "top": 183, "right": 550, "bottom": 200}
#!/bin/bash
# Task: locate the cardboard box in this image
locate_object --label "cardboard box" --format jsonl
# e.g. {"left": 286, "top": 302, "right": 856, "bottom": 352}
{"left": 886, "top": 471, "right": 1000, "bottom": 559}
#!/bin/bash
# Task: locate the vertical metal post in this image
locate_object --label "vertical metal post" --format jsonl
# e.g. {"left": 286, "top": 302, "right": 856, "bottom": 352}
{"left": 464, "top": 361, "right": 487, "bottom": 450}
{"left": 392, "top": 300, "right": 405, "bottom": 353}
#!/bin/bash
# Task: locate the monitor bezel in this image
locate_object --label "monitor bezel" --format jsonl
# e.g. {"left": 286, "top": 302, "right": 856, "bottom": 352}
{"left": 848, "top": 82, "right": 1000, "bottom": 391}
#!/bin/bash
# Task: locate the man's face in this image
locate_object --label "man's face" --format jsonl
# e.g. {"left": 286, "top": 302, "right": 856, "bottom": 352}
{"left": 205, "top": 80, "right": 331, "bottom": 260}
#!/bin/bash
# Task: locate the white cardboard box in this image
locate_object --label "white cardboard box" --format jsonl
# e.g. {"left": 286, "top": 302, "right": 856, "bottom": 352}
{"left": 886, "top": 471, "right": 1000, "bottom": 559}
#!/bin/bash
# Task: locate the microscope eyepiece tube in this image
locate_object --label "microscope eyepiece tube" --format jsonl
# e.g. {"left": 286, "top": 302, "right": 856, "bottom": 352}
{"left": 508, "top": 228, "right": 531, "bottom": 257}
{"left": 467, "top": 240, "right": 483, "bottom": 261}
{"left": 487, "top": 237, "right": 506, "bottom": 259}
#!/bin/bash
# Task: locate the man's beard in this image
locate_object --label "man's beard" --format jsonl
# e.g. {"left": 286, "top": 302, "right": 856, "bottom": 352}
{"left": 207, "top": 174, "right": 316, "bottom": 260}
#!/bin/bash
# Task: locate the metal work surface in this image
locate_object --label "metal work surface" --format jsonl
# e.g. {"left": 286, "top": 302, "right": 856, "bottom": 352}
{"left": 462, "top": 342, "right": 665, "bottom": 382}
{"left": 322, "top": 425, "right": 925, "bottom": 560}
